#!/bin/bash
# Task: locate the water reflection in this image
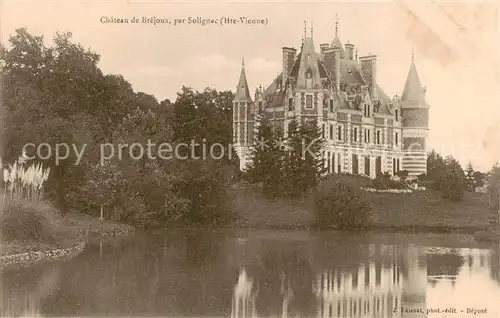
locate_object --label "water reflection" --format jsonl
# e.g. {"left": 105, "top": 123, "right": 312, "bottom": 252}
{"left": 1, "top": 230, "right": 499, "bottom": 317}
{"left": 0, "top": 261, "right": 61, "bottom": 317}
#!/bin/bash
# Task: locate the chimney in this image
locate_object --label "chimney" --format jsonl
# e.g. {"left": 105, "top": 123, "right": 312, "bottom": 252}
{"left": 345, "top": 43, "right": 355, "bottom": 60}
{"left": 324, "top": 47, "right": 341, "bottom": 91}
{"left": 282, "top": 47, "right": 297, "bottom": 87}
{"left": 320, "top": 43, "right": 329, "bottom": 54}
{"left": 359, "top": 55, "right": 377, "bottom": 99}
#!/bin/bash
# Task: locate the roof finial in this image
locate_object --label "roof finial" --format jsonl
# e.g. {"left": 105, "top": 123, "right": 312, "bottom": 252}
{"left": 304, "top": 21, "right": 307, "bottom": 39}
{"left": 242, "top": 57, "right": 245, "bottom": 67}
{"left": 335, "top": 14, "right": 339, "bottom": 37}
{"left": 311, "top": 20, "right": 314, "bottom": 38}
{"left": 411, "top": 45, "right": 415, "bottom": 63}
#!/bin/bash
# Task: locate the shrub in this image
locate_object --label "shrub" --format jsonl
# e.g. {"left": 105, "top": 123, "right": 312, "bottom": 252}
{"left": 176, "top": 160, "right": 235, "bottom": 225}
{"left": 372, "top": 172, "right": 406, "bottom": 190}
{"left": 313, "top": 175, "right": 371, "bottom": 230}
{"left": 0, "top": 198, "right": 70, "bottom": 243}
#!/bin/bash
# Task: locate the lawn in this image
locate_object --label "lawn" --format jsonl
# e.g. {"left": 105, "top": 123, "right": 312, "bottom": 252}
{"left": 230, "top": 185, "right": 491, "bottom": 232}
{"left": 366, "top": 190, "right": 490, "bottom": 232}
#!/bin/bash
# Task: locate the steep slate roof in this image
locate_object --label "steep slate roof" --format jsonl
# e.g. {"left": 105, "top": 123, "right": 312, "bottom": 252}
{"left": 264, "top": 75, "right": 285, "bottom": 107}
{"left": 376, "top": 84, "right": 393, "bottom": 115}
{"left": 289, "top": 52, "right": 302, "bottom": 78}
{"left": 295, "top": 37, "right": 324, "bottom": 89}
{"left": 233, "top": 61, "right": 252, "bottom": 102}
{"left": 401, "top": 62, "right": 429, "bottom": 107}
{"left": 330, "top": 36, "right": 346, "bottom": 58}
{"left": 339, "top": 60, "right": 366, "bottom": 86}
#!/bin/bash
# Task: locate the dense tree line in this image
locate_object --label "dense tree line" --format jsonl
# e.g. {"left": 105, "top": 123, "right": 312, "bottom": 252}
{"left": 1, "top": 28, "right": 238, "bottom": 227}
{"left": 420, "top": 150, "right": 490, "bottom": 201}
{"left": 245, "top": 118, "right": 325, "bottom": 198}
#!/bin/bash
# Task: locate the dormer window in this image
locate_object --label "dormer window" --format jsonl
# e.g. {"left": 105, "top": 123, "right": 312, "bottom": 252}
{"left": 288, "top": 98, "right": 293, "bottom": 111}
{"left": 329, "top": 100, "right": 334, "bottom": 112}
{"left": 395, "top": 109, "right": 399, "bottom": 121}
{"left": 306, "top": 69, "right": 313, "bottom": 88}
{"left": 364, "top": 104, "right": 370, "bottom": 117}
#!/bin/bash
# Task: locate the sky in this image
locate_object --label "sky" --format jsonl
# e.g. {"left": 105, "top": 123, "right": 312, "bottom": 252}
{"left": 2, "top": 0, "right": 499, "bottom": 171}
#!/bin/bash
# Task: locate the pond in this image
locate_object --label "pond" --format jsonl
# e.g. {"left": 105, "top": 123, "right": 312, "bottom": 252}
{"left": 1, "top": 229, "right": 499, "bottom": 317}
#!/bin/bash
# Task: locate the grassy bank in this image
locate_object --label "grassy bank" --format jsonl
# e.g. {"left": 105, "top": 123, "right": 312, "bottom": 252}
{"left": 0, "top": 200, "right": 134, "bottom": 265}
{"left": 230, "top": 185, "right": 491, "bottom": 233}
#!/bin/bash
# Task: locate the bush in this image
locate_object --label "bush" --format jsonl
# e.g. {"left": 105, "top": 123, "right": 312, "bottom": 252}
{"left": 176, "top": 160, "right": 235, "bottom": 225}
{"left": 337, "top": 173, "right": 372, "bottom": 189}
{"left": 372, "top": 172, "right": 406, "bottom": 190}
{"left": 313, "top": 175, "right": 371, "bottom": 230}
{"left": 0, "top": 198, "right": 70, "bottom": 243}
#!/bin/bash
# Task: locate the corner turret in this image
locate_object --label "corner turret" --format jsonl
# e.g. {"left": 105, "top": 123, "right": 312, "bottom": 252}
{"left": 233, "top": 58, "right": 255, "bottom": 170}
{"left": 400, "top": 53, "right": 430, "bottom": 178}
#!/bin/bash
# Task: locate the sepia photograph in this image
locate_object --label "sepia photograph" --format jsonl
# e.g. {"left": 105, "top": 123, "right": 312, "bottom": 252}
{"left": 0, "top": 1, "right": 499, "bottom": 317}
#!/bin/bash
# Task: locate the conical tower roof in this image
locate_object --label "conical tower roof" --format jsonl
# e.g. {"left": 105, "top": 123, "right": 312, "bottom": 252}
{"left": 401, "top": 61, "right": 428, "bottom": 108}
{"left": 233, "top": 59, "right": 252, "bottom": 102}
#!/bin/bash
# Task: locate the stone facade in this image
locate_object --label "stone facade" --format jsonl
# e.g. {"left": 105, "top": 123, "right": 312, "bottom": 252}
{"left": 232, "top": 24, "right": 430, "bottom": 179}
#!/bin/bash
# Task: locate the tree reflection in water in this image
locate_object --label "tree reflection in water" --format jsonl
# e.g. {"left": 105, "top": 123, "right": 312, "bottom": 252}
{"left": 1, "top": 231, "right": 499, "bottom": 317}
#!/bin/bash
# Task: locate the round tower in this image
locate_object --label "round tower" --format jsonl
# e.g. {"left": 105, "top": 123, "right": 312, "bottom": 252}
{"left": 400, "top": 58, "right": 429, "bottom": 179}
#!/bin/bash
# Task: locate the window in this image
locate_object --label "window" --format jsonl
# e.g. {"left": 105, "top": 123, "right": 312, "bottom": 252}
{"left": 364, "top": 104, "right": 370, "bottom": 117}
{"left": 395, "top": 132, "right": 399, "bottom": 145}
{"left": 393, "top": 158, "right": 400, "bottom": 174}
{"left": 331, "top": 152, "right": 335, "bottom": 173}
{"left": 364, "top": 157, "right": 370, "bottom": 176}
{"left": 376, "top": 156, "right": 382, "bottom": 175}
{"left": 376, "top": 130, "right": 381, "bottom": 144}
{"left": 330, "top": 124, "right": 334, "bottom": 140}
{"left": 305, "top": 95, "right": 313, "bottom": 109}
{"left": 364, "top": 128, "right": 371, "bottom": 143}
{"left": 329, "top": 99, "right": 334, "bottom": 112}
{"left": 327, "top": 152, "right": 331, "bottom": 172}
{"left": 353, "top": 127, "right": 358, "bottom": 142}
{"left": 352, "top": 154, "right": 359, "bottom": 174}
{"left": 337, "top": 124, "right": 343, "bottom": 141}
{"left": 322, "top": 124, "right": 325, "bottom": 138}
{"left": 288, "top": 98, "right": 293, "bottom": 111}
{"left": 395, "top": 109, "right": 399, "bottom": 121}
{"left": 337, "top": 153, "right": 342, "bottom": 173}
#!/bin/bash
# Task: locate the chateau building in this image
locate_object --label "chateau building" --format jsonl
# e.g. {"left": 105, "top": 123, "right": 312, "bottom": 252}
{"left": 232, "top": 21, "right": 430, "bottom": 179}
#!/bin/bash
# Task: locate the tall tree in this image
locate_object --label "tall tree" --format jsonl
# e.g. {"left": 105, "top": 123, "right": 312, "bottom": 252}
{"left": 487, "top": 164, "right": 500, "bottom": 229}
{"left": 282, "top": 119, "right": 325, "bottom": 197}
{"left": 441, "top": 156, "right": 466, "bottom": 201}
{"left": 246, "top": 118, "right": 284, "bottom": 197}
{"left": 465, "top": 162, "right": 475, "bottom": 191}
{"left": 427, "top": 150, "right": 446, "bottom": 190}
